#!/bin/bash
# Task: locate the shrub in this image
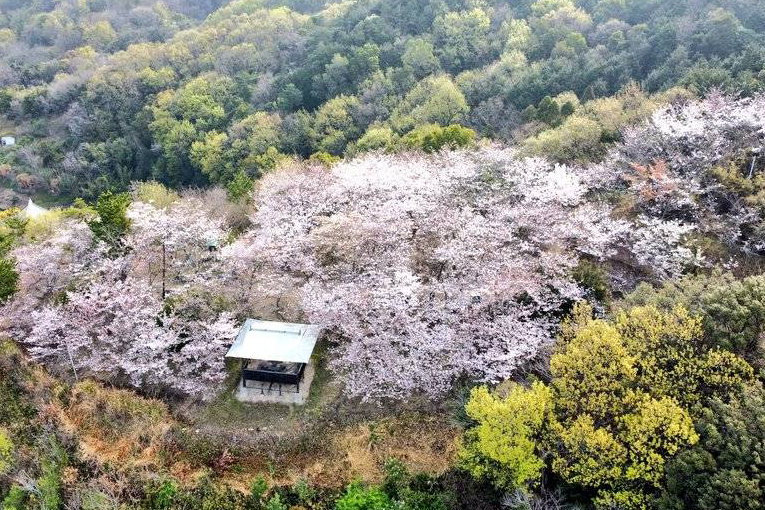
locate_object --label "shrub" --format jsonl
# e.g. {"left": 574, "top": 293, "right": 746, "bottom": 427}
{"left": 0, "top": 428, "right": 12, "bottom": 475}
{"left": 227, "top": 170, "right": 254, "bottom": 202}
{"left": 657, "top": 383, "right": 765, "bottom": 510}
{"left": 145, "top": 480, "right": 177, "bottom": 510}
{"left": 335, "top": 482, "right": 391, "bottom": 510}
{"left": 264, "top": 493, "right": 288, "bottom": 510}
{"left": 1, "top": 485, "right": 27, "bottom": 510}
{"left": 0, "top": 258, "right": 18, "bottom": 303}
{"left": 309, "top": 151, "right": 341, "bottom": 167}
{"left": 402, "top": 124, "right": 474, "bottom": 153}
{"left": 522, "top": 115, "right": 603, "bottom": 162}
{"left": 33, "top": 437, "right": 68, "bottom": 510}
{"left": 355, "top": 126, "right": 398, "bottom": 153}
{"left": 293, "top": 478, "right": 317, "bottom": 506}
{"left": 571, "top": 259, "right": 610, "bottom": 303}
{"left": 250, "top": 476, "right": 269, "bottom": 504}
{"left": 133, "top": 181, "right": 179, "bottom": 208}
{"left": 420, "top": 125, "right": 474, "bottom": 153}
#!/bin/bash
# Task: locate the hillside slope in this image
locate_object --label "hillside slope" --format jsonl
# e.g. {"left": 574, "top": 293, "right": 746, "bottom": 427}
{"left": 1, "top": 0, "right": 765, "bottom": 198}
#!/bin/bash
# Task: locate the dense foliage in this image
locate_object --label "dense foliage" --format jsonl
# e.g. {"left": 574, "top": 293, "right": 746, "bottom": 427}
{"left": 460, "top": 301, "right": 757, "bottom": 509}
{"left": 2, "top": 0, "right": 765, "bottom": 198}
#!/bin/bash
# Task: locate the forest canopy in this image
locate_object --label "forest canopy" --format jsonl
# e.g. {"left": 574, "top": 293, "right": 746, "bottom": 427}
{"left": 1, "top": 0, "right": 765, "bottom": 199}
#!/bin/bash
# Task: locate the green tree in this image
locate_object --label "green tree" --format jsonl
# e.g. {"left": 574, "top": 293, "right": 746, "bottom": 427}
{"left": 277, "top": 83, "right": 303, "bottom": 112}
{"left": 87, "top": 190, "right": 131, "bottom": 252}
{"left": 657, "top": 383, "right": 765, "bottom": 510}
{"left": 190, "top": 130, "right": 231, "bottom": 183}
{"left": 549, "top": 310, "right": 699, "bottom": 509}
{"left": 0, "top": 258, "right": 19, "bottom": 304}
{"left": 459, "top": 383, "right": 553, "bottom": 491}
{"left": 461, "top": 302, "right": 754, "bottom": 509}
{"left": 149, "top": 74, "right": 240, "bottom": 186}
{"left": 700, "top": 275, "right": 765, "bottom": 361}
{"left": 391, "top": 76, "right": 468, "bottom": 133}
{"left": 615, "top": 306, "right": 753, "bottom": 408}
{"left": 82, "top": 19, "right": 117, "bottom": 50}
{"left": 402, "top": 37, "right": 441, "bottom": 79}
{"left": 432, "top": 8, "right": 492, "bottom": 73}
{"left": 0, "top": 208, "right": 27, "bottom": 258}
{"left": 312, "top": 95, "right": 361, "bottom": 155}
{"left": 349, "top": 43, "right": 380, "bottom": 80}
{"left": 622, "top": 273, "right": 765, "bottom": 367}
{"left": 536, "top": 96, "right": 561, "bottom": 126}
{"left": 227, "top": 170, "right": 254, "bottom": 202}
{"left": 356, "top": 125, "right": 399, "bottom": 153}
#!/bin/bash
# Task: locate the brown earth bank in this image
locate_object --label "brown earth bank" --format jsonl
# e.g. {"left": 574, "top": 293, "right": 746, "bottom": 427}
{"left": 1, "top": 339, "right": 459, "bottom": 495}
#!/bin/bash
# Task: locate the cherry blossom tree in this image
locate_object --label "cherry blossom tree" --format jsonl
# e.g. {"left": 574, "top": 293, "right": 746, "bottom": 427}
{"left": 2, "top": 195, "right": 235, "bottom": 400}
{"left": 26, "top": 262, "right": 236, "bottom": 399}
{"left": 126, "top": 197, "right": 227, "bottom": 298}
{"left": 611, "top": 92, "right": 765, "bottom": 256}
{"left": 226, "top": 148, "right": 631, "bottom": 400}
{"left": 0, "top": 220, "right": 104, "bottom": 336}
{"left": 10, "top": 90, "right": 765, "bottom": 402}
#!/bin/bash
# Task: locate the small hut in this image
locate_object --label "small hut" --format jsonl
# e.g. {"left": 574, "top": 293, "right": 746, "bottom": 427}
{"left": 22, "top": 198, "right": 47, "bottom": 219}
{"left": 225, "top": 319, "right": 320, "bottom": 405}
{"left": 1, "top": 136, "right": 15, "bottom": 146}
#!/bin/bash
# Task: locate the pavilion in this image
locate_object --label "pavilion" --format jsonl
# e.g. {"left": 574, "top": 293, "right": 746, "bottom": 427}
{"left": 225, "top": 319, "right": 320, "bottom": 405}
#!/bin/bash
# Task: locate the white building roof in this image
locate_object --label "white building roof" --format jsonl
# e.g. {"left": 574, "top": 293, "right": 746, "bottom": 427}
{"left": 225, "top": 319, "right": 320, "bottom": 363}
{"left": 22, "top": 199, "right": 47, "bottom": 219}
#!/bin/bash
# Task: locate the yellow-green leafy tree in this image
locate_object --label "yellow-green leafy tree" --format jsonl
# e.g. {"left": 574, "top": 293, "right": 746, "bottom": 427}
{"left": 459, "top": 382, "right": 553, "bottom": 490}
{"left": 461, "top": 303, "right": 753, "bottom": 509}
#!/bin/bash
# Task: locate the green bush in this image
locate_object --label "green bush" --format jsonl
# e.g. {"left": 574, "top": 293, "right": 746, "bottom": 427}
{"left": 264, "top": 493, "right": 288, "bottom": 510}
{"left": 250, "top": 476, "right": 269, "bottom": 505}
{"left": 355, "top": 126, "right": 399, "bottom": 153}
{"left": 657, "top": 383, "right": 765, "bottom": 510}
{"left": 34, "top": 437, "right": 68, "bottom": 510}
{"left": 402, "top": 124, "right": 475, "bottom": 153}
{"left": 571, "top": 259, "right": 610, "bottom": 303}
{"left": 310, "top": 151, "right": 341, "bottom": 167}
{"left": 0, "top": 258, "right": 18, "bottom": 304}
{"left": 1, "top": 485, "right": 27, "bottom": 510}
{"left": 293, "top": 478, "right": 317, "bottom": 506}
{"left": 335, "top": 482, "right": 391, "bottom": 510}
{"left": 0, "top": 428, "right": 12, "bottom": 475}
{"left": 227, "top": 170, "right": 254, "bottom": 202}
{"left": 145, "top": 480, "right": 177, "bottom": 510}
{"left": 87, "top": 190, "right": 131, "bottom": 253}
{"left": 421, "top": 125, "right": 475, "bottom": 153}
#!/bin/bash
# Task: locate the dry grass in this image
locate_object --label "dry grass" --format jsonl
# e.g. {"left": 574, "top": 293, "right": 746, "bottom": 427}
{"left": 313, "top": 414, "right": 458, "bottom": 484}
{"left": 218, "top": 413, "right": 459, "bottom": 489}
{"left": 4, "top": 340, "right": 460, "bottom": 493}
{"left": 54, "top": 378, "right": 458, "bottom": 491}
{"left": 56, "top": 380, "right": 174, "bottom": 472}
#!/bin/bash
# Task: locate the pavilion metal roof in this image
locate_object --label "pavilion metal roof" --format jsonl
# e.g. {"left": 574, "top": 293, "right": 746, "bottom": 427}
{"left": 225, "top": 319, "right": 320, "bottom": 363}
